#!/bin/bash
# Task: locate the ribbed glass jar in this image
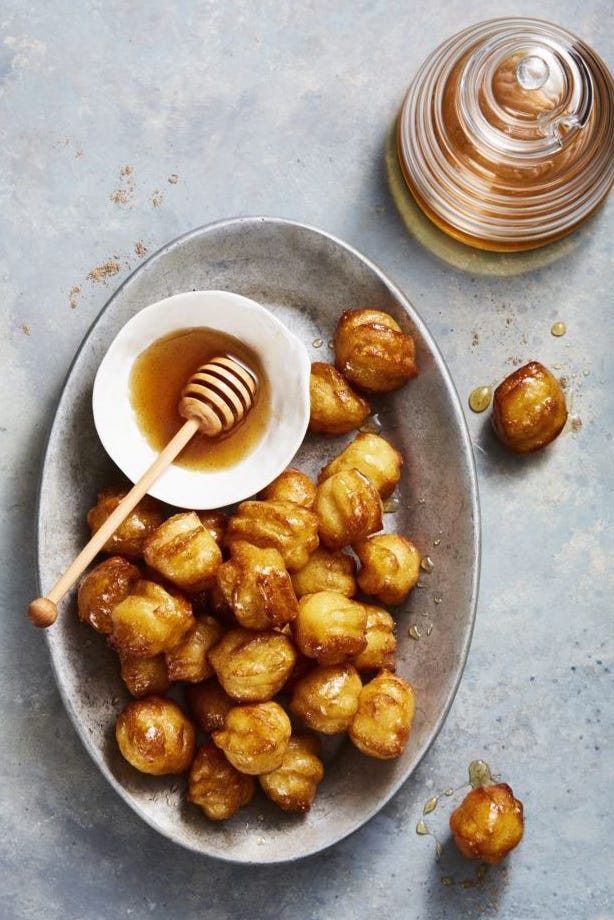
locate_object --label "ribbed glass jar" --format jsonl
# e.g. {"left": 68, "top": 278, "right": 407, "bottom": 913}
{"left": 397, "top": 18, "right": 614, "bottom": 251}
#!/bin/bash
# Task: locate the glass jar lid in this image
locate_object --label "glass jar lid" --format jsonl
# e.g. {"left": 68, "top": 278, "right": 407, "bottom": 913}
{"left": 397, "top": 18, "right": 614, "bottom": 251}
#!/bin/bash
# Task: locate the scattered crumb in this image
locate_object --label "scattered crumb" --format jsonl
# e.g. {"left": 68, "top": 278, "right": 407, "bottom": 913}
{"left": 87, "top": 259, "right": 121, "bottom": 283}
{"left": 167, "top": 174, "right": 179, "bottom": 184}
{"left": 471, "top": 331, "right": 479, "bottom": 347}
{"left": 134, "top": 241, "right": 148, "bottom": 258}
{"left": 111, "top": 165, "right": 135, "bottom": 207}
{"left": 152, "top": 190, "right": 163, "bottom": 207}
{"left": 120, "top": 165, "right": 134, "bottom": 178}
{"left": 69, "top": 284, "right": 81, "bottom": 308}
{"left": 570, "top": 416, "right": 583, "bottom": 432}
{"left": 21, "top": 323, "right": 31, "bottom": 335}
{"left": 75, "top": 149, "right": 83, "bottom": 158}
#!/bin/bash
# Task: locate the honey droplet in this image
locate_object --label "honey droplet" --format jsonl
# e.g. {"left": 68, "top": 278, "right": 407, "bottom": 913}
{"left": 420, "top": 555, "right": 434, "bottom": 573}
{"left": 416, "top": 819, "right": 429, "bottom": 835}
{"left": 433, "top": 593, "right": 443, "bottom": 605}
{"left": 423, "top": 796, "right": 439, "bottom": 815}
{"left": 468, "top": 386, "right": 493, "bottom": 413}
{"left": 312, "top": 338, "right": 323, "bottom": 348}
{"left": 441, "top": 876, "right": 454, "bottom": 887}
{"left": 383, "top": 495, "right": 400, "bottom": 514}
{"left": 360, "top": 412, "right": 383, "bottom": 434}
{"left": 468, "top": 759, "right": 495, "bottom": 789}
{"left": 551, "top": 321, "right": 567, "bottom": 337}
{"left": 409, "top": 624, "right": 422, "bottom": 640}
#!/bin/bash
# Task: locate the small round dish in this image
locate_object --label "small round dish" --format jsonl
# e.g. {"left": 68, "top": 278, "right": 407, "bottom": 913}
{"left": 92, "top": 290, "right": 311, "bottom": 509}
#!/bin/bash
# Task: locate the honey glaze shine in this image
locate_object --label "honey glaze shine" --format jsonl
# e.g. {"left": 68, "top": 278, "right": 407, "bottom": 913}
{"left": 130, "top": 327, "right": 270, "bottom": 471}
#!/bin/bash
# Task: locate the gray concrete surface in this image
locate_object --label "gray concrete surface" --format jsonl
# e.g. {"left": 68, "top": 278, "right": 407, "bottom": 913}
{"left": 1, "top": 1, "right": 612, "bottom": 918}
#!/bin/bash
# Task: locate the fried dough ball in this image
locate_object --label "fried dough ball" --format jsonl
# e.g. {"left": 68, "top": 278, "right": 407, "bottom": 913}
{"left": 109, "top": 579, "right": 194, "bottom": 658}
{"left": 293, "top": 591, "right": 367, "bottom": 665}
{"left": 314, "top": 468, "right": 383, "bottom": 551}
{"left": 185, "top": 678, "right": 235, "bottom": 734}
{"left": 224, "top": 500, "right": 319, "bottom": 572}
{"left": 87, "top": 486, "right": 165, "bottom": 560}
{"left": 354, "top": 533, "right": 421, "bottom": 606}
{"left": 119, "top": 653, "right": 172, "bottom": 698}
{"left": 196, "top": 509, "right": 230, "bottom": 545}
{"left": 259, "top": 468, "right": 317, "bottom": 510}
{"left": 259, "top": 733, "right": 324, "bottom": 813}
{"left": 115, "top": 696, "right": 196, "bottom": 775}
{"left": 188, "top": 742, "right": 255, "bottom": 821}
{"left": 319, "top": 432, "right": 403, "bottom": 499}
{"left": 289, "top": 663, "right": 362, "bottom": 734}
{"left": 77, "top": 556, "right": 141, "bottom": 634}
{"left": 165, "top": 615, "right": 225, "bottom": 683}
{"left": 349, "top": 670, "right": 415, "bottom": 759}
{"left": 308, "top": 362, "right": 371, "bottom": 434}
{"left": 216, "top": 541, "right": 299, "bottom": 631}
{"left": 208, "top": 628, "right": 297, "bottom": 702}
{"left": 449, "top": 783, "right": 524, "bottom": 864}
{"left": 143, "top": 512, "right": 222, "bottom": 594}
{"left": 212, "top": 701, "right": 292, "bottom": 774}
{"left": 492, "top": 361, "right": 568, "bottom": 453}
{"left": 351, "top": 604, "right": 397, "bottom": 672}
{"left": 291, "top": 546, "right": 357, "bottom": 599}
{"left": 334, "top": 309, "right": 418, "bottom": 393}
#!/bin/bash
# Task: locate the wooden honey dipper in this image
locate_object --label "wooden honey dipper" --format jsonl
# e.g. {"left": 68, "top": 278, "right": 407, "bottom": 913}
{"left": 29, "top": 355, "right": 257, "bottom": 628}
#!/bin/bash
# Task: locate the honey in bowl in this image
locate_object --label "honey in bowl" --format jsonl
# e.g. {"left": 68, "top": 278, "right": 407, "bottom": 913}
{"left": 129, "top": 327, "right": 270, "bottom": 471}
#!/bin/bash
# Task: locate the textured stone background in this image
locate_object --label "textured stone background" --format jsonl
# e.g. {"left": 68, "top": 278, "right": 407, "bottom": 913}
{"left": 1, "top": 1, "right": 612, "bottom": 918}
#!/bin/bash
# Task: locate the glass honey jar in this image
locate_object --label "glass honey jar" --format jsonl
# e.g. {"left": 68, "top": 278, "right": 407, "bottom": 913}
{"left": 397, "top": 18, "right": 614, "bottom": 251}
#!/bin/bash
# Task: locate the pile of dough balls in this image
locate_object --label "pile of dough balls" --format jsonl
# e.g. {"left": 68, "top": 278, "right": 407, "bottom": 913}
{"left": 78, "top": 309, "right": 421, "bottom": 822}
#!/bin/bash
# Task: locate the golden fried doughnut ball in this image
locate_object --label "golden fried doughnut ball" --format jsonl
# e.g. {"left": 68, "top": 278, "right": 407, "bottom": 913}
{"left": 185, "top": 678, "right": 235, "bottom": 734}
{"left": 165, "top": 615, "right": 225, "bottom": 684}
{"left": 354, "top": 533, "right": 421, "bottom": 606}
{"left": 449, "top": 782, "right": 524, "bottom": 864}
{"left": 188, "top": 742, "right": 255, "bottom": 821}
{"left": 213, "top": 701, "right": 292, "bottom": 774}
{"left": 224, "top": 499, "right": 319, "bottom": 572}
{"left": 349, "top": 670, "right": 415, "bottom": 759}
{"left": 259, "top": 468, "right": 317, "bottom": 509}
{"left": 289, "top": 663, "right": 362, "bottom": 733}
{"left": 87, "top": 486, "right": 165, "bottom": 560}
{"left": 119, "top": 653, "right": 171, "bottom": 698}
{"left": 196, "top": 509, "right": 230, "bottom": 545}
{"left": 77, "top": 556, "right": 141, "bottom": 634}
{"left": 216, "top": 541, "right": 299, "bottom": 631}
{"left": 291, "top": 546, "right": 357, "bottom": 598}
{"left": 143, "top": 512, "right": 222, "bottom": 594}
{"left": 314, "top": 468, "right": 383, "bottom": 551}
{"left": 115, "top": 696, "right": 196, "bottom": 775}
{"left": 208, "top": 628, "right": 297, "bottom": 702}
{"left": 319, "top": 432, "right": 403, "bottom": 499}
{"left": 110, "top": 579, "right": 194, "bottom": 658}
{"left": 293, "top": 591, "right": 367, "bottom": 665}
{"left": 351, "top": 604, "right": 397, "bottom": 672}
{"left": 308, "top": 362, "right": 371, "bottom": 434}
{"left": 492, "top": 361, "right": 568, "bottom": 454}
{"left": 334, "top": 309, "right": 418, "bottom": 393}
{"left": 259, "top": 733, "right": 324, "bottom": 813}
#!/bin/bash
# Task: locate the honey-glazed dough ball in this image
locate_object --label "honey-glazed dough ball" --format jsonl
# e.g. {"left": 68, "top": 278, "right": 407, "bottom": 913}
{"left": 77, "top": 556, "right": 141, "bottom": 634}
{"left": 212, "top": 701, "right": 292, "bottom": 774}
{"left": 87, "top": 486, "right": 165, "bottom": 560}
{"left": 293, "top": 591, "right": 367, "bottom": 665}
{"left": 319, "top": 432, "right": 403, "bottom": 499}
{"left": 185, "top": 678, "right": 235, "bottom": 734}
{"left": 188, "top": 742, "right": 255, "bottom": 821}
{"left": 308, "top": 362, "right": 371, "bottom": 435}
{"left": 449, "top": 782, "right": 524, "bottom": 864}
{"left": 349, "top": 670, "right": 415, "bottom": 759}
{"left": 115, "top": 696, "right": 196, "bottom": 775}
{"left": 354, "top": 533, "right": 421, "bottom": 606}
{"left": 289, "top": 663, "right": 362, "bottom": 734}
{"left": 351, "top": 604, "right": 397, "bottom": 672}
{"left": 291, "top": 546, "right": 357, "bottom": 599}
{"left": 224, "top": 499, "right": 319, "bottom": 572}
{"left": 196, "top": 509, "right": 230, "bottom": 545}
{"left": 259, "top": 468, "right": 317, "bottom": 510}
{"left": 144, "top": 511, "right": 222, "bottom": 594}
{"left": 259, "top": 733, "right": 324, "bottom": 813}
{"left": 216, "top": 541, "right": 299, "bottom": 631}
{"left": 119, "top": 653, "right": 172, "bottom": 698}
{"left": 208, "top": 628, "right": 297, "bottom": 702}
{"left": 334, "top": 309, "right": 418, "bottom": 393}
{"left": 492, "top": 361, "right": 568, "bottom": 453}
{"left": 314, "top": 468, "right": 383, "bottom": 551}
{"left": 110, "top": 579, "right": 194, "bottom": 658}
{"left": 165, "top": 615, "right": 225, "bottom": 683}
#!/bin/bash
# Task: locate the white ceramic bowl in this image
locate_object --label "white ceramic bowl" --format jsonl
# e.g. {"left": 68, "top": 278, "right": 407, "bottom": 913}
{"left": 92, "top": 290, "right": 311, "bottom": 509}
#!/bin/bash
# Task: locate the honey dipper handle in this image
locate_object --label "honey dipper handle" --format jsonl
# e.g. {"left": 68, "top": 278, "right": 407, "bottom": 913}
{"left": 28, "top": 417, "right": 200, "bottom": 628}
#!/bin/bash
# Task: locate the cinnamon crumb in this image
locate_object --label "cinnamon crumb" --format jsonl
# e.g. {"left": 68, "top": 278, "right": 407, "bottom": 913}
{"left": 168, "top": 174, "right": 179, "bottom": 184}
{"left": 87, "top": 259, "right": 121, "bottom": 283}
{"left": 134, "top": 241, "right": 147, "bottom": 258}
{"left": 152, "top": 190, "right": 163, "bottom": 207}
{"left": 69, "top": 284, "right": 81, "bottom": 308}
{"left": 21, "top": 323, "right": 31, "bottom": 336}
{"left": 471, "top": 331, "right": 479, "bottom": 347}
{"left": 111, "top": 165, "right": 135, "bottom": 206}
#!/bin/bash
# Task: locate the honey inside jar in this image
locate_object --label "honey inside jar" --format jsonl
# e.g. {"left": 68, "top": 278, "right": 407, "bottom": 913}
{"left": 129, "top": 327, "right": 270, "bottom": 472}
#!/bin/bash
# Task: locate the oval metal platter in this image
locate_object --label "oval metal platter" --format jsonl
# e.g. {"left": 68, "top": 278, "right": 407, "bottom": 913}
{"left": 35, "top": 216, "right": 480, "bottom": 863}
